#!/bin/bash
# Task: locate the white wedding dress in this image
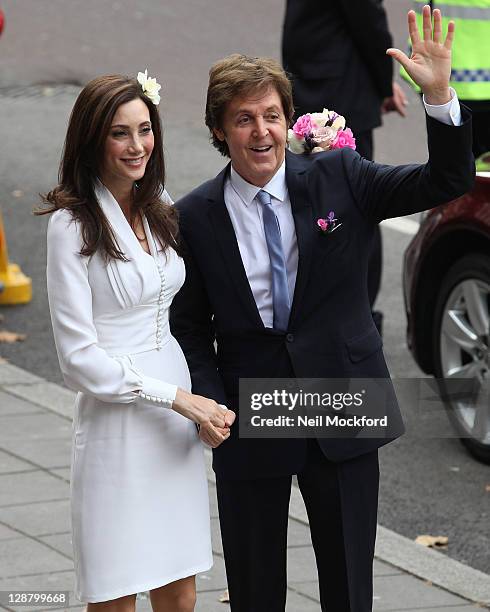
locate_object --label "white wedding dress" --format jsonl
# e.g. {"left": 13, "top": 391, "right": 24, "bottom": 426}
{"left": 46, "top": 183, "right": 212, "bottom": 603}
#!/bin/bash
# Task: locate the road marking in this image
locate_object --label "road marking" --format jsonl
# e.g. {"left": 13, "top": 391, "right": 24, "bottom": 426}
{"left": 381, "top": 217, "right": 420, "bottom": 236}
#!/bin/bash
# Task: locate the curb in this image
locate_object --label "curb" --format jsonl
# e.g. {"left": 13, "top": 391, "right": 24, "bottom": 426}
{"left": 1, "top": 361, "right": 489, "bottom": 607}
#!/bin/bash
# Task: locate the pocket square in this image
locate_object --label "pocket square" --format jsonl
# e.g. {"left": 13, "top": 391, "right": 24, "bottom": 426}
{"left": 317, "top": 211, "right": 342, "bottom": 234}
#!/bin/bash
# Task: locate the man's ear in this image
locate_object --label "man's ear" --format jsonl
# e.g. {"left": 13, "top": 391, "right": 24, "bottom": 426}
{"left": 213, "top": 127, "right": 225, "bottom": 142}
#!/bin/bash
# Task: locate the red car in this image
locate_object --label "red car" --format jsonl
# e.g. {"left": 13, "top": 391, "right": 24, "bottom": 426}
{"left": 403, "top": 167, "right": 490, "bottom": 463}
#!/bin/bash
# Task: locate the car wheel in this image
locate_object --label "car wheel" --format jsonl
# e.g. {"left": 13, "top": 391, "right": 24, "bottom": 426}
{"left": 433, "top": 253, "right": 490, "bottom": 463}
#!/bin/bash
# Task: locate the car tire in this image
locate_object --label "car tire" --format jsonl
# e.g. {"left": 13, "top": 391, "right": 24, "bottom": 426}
{"left": 433, "top": 252, "right": 490, "bottom": 464}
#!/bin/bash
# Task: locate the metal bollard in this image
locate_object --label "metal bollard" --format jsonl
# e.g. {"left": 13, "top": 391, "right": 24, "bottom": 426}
{"left": 0, "top": 209, "right": 32, "bottom": 304}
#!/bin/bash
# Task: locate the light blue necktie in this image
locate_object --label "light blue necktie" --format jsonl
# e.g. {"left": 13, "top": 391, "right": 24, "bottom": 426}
{"left": 256, "top": 190, "right": 291, "bottom": 331}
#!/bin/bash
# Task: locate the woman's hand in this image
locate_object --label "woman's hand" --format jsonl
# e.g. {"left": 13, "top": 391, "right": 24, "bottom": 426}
{"left": 172, "top": 389, "right": 236, "bottom": 447}
{"left": 387, "top": 6, "right": 454, "bottom": 105}
{"left": 199, "top": 423, "right": 230, "bottom": 448}
{"left": 199, "top": 405, "right": 237, "bottom": 448}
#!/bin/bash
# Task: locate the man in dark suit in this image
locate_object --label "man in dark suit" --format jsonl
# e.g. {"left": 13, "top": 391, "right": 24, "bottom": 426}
{"left": 282, "top": 0, "right": 408, "bottom": 334}
{"left": 170, "top": 8, "right": 473, "bottom": 611}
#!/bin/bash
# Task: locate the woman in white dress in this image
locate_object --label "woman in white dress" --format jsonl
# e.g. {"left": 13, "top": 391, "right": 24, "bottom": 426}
{"left": 40, "top": 72, "right": 235, "bottom": 611}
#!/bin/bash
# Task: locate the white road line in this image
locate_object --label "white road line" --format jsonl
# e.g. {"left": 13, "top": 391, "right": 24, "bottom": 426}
{"left": 381, "top": 217, "right": 420, "bottom": 236}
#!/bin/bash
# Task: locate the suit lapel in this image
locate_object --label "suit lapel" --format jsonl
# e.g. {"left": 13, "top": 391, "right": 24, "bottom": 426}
{"left": 204, "top": 153, "right": 315, "bottom": 331}
{"left": 206, "top": 166, "right": 264, "bottom": 329}
{"left": 286, "top": 151, "right": 314, "bottom": 328}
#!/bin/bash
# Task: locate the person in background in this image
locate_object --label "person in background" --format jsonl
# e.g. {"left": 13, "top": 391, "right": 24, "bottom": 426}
{"left": 282, "top": 0, "right": 408, "bottom": 335}
{"left": 401, "top": 0, "right": 490, "bottom": 159}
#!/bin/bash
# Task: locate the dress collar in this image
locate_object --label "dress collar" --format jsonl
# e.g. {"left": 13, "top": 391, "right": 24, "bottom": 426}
{"left": 94, "top": 180, "right": 156, "bottom": 258}
{"left": 229, "top": 159, "right": 287, "bottom": 207}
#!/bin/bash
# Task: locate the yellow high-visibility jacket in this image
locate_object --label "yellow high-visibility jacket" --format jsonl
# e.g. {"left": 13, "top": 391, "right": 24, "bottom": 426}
{"left": 401, "top": 0, "right": 490, "bottom": 100}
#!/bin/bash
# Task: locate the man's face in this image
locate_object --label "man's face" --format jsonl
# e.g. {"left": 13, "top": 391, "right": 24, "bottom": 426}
{"left": 213, "top": 87, "right": 288, "bottom": 187}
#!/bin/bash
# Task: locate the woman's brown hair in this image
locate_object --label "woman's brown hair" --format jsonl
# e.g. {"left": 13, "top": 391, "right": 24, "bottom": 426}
{"left": 37, "top": 74, "right": 180, "bottom": 260}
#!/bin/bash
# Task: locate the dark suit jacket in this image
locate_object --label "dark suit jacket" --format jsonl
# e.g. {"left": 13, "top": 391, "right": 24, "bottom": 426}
{"left": 282, "top": 0, "right": 393, "bottom": 131}
{"left": 170, "top": 110, "right": 474, "bottom": 480}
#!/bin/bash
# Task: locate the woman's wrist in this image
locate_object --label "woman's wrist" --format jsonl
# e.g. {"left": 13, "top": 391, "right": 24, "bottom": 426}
{"left": 172, "top": 388, "right": 209, "bottom": 425}
{"left": 172, "top": 388, "right": 193, "bottom": 418}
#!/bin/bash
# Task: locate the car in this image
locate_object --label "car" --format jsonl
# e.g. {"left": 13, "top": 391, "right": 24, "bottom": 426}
{"left": 403, "top": 163, "right": 490, "bottom": 463}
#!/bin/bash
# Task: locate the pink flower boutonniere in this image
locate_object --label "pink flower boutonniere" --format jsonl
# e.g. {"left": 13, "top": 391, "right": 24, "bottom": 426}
{"left": 317, "top": 211, "right": 342, "bottom": 234}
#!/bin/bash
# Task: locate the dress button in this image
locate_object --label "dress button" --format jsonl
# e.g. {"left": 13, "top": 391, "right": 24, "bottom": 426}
{"left": 286, "top": 333, "right": 294, "bottom": 343}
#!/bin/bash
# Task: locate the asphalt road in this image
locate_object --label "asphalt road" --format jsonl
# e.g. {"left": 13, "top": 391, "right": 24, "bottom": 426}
{"left": 0, "top": 0, "right": 488, "bottom": 574}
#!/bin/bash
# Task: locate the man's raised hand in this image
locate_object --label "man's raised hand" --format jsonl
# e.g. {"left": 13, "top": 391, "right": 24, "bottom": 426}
{"left": 386, "top": 5, "right": 454, "bottom": 105}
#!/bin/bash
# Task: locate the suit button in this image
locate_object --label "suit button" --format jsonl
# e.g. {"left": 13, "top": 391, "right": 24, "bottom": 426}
{"left": 286, "top": 333, "right": 294, "bottom": 343}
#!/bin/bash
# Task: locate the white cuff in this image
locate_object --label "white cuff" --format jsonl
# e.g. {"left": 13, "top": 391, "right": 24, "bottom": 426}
{"left": 423, "top": 87, "right": 461, "bottom": 126}
{"left": 136, "top": 375, "right": 178, "bottom": 408}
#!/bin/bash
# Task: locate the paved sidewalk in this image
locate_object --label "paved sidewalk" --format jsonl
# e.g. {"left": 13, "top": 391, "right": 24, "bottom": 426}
{"left": 0, "top": 362, "right": 489, "bottom": 611}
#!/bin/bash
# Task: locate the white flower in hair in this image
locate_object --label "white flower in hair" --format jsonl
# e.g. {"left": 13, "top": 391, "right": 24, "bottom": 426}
{"left": 137, "top": 68, "right": 161, "bottom": 105}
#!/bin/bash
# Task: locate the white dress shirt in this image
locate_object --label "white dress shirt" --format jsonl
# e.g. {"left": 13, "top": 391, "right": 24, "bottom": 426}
{"left": 224, "top": 91, "right": 462, "bottom": 329}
